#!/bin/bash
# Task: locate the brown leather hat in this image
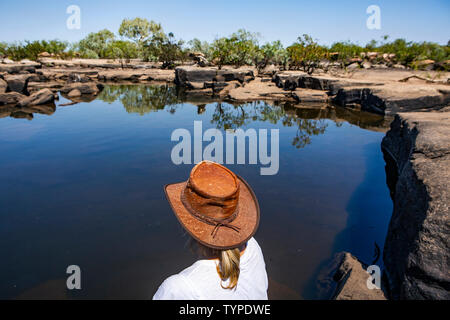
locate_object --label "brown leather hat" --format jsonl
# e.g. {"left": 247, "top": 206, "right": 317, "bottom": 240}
{"left": 164, "top": 160, "right": 260, "bottom": 250}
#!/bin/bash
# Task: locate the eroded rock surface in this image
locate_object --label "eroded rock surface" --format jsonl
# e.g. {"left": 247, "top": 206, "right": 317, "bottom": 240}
{"left": 60, "top": 82, "right": 103, "bottom": 95}
{"left": 333, "top": 253, "right": 386, "bottom": 300}
{"left": 17, "top": 89, "right": 55, "bottom": 107}
{"left": 0, "top": 92, "right": 26, "bottom": 105}
{"left": 382, "top": 111, "right": 450, "bottom": 300}
{"left": 174, "top": 66, "right": 254, "bottom": 88}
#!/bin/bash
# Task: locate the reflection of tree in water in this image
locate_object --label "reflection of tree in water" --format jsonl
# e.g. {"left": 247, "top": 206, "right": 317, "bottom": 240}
{"left": 290, "top": 118, "right": 327, "bottom": 149}
{"left": 210, "top": 101, "right": 328, "bottom": 149}
{"left": 95, "top": 85, "right": 386, "bottom": 149}
{"left": 97, "top": 85, "right": 180, "bottom": 115}
{"left": 211, "top": 103, "right": 252, "bottom": 130}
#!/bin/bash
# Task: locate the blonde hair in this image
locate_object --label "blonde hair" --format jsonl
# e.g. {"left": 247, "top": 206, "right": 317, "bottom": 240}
{"left": 217, "top": 248, "right": 240, "bottom": 289}
{"left": 187, "top": 236, "right": 242, "bottom": 290}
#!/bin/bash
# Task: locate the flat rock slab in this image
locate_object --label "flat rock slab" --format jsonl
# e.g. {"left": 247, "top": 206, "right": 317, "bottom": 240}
{"left": 226, "top": 78, "right": 292, "bottom": 101}
{"left": 98, "top": 69, "right": 174, "bottom": 82}
{"left": 175, "top": 66, "right": 254, "bottom": 87}
{"left": 334, "top": 84, "right": 450, "bottom": 115}
{"left": 273, "top": 71, "right": 384, "bottom": 94}
{"left": 0, "top": 62, "right": 40, "bottom": 74}
{"left": 292, "top": 89, "right": 329, "bottom": 103}
{"left": 60, "top": 82, "right": 103, "bottom": 95}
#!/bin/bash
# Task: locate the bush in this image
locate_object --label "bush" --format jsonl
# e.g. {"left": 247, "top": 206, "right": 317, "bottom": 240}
{"left": 187, "top": 38, "right": 213, "bottom": 60}
{"left": 77, "top": 29, "right": 115, "bottom": 59}
{"left": 256, "top": 40, "right": 289, "bottom": 70}
{"left": 0, "top": 40, "right": 70, "bottom": 61}
{"left": 329, "top": 41, "right": 363, "bottom": 68}
{"left": 210, "top": 29, "right": 260, "bottom": 69}
{"left": 105, "top": 41, "right": 140, "bottom": 61}
{"left": 142, "top": 31, "right": 185, "bottom": 68}
{"left": 287, "top": 35, "right": 327, "bottom": 74}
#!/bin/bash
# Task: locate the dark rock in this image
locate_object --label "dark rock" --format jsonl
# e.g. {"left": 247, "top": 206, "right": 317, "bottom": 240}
{"left": 0, "top": 61, "right": 40, "bottom": 74}
{"left": 382, "top": 112, "right": 450, "bottom": 300}
{"left": 189, "top": 52, "right": 209, "bottom": 67}
{"left": 17, "top": 88, "right": 55, "bottom": 107}
{"left": 175, "top": 66, "right": 218, "bottom": 86}
{"left": 273, "top": 72, "right": 382, "bottom": 95}
{"left": 5, "top": 74, "right": 31, "bottom": 94}
{"left": 175, "top": 66, "right": 254, "bottom": 87}
{"left": 333, "top": 88, "right": 386, "bottom": 114}
{"left": 333, "top": 86, "right": 450, "bottom": 115}
{"left": 67, "top": 73, "right": 90, "bottom": 83}
{"left": 0, "top": 92, "right": 26, "bottom": 105}
{"left": 413, "top": 60, "right": 435, "bottom": 71}
{"left": 60, "top": 82, "right": 102, "bottom": 95}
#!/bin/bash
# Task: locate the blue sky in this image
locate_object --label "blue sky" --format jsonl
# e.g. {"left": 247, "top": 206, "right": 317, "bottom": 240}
{"left": 0, "top": 0, "right": 449, "bottom": 46}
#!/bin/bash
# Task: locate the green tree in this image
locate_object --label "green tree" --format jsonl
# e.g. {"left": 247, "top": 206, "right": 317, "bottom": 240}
{"left": 105, "top": 40, "right": 139, "bottom": 61}
{"left": 77, "top": 29, "right": 115, "bottom": 58}
{"left": 142, "top": 31, "right": 185, "bottom": 68}
{"left": 119, "top": 18, "right": 163, "bottom": 44}
{"left": 229, "top": 29, "right": 260, "bottom": 67}
{"left": 255, "top": 40, "right": 289, "bottom": 70}
{"left": 287, "top": 34, "right": 327, "bottom": 74}
{"left": 211, "top": 37, "right": 233, "bottom": 69}
{"left": 187, "top": 38, "right": 213, "bottom": 60}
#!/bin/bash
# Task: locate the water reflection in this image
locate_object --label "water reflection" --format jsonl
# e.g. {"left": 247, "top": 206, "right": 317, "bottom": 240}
{"left": 97, "top": 85, "right": 181, "bottom": 115}
{"left": 1, "top": 84, "right": 391, "bottom": 154}
{"left": 0, "top": 84, "right": 393, "bottom": 300}
{"left": 94, "top": 84, "right": 390, "bottom": 150}
{"left": 0, "top": 103, "right": 56, "bottom": 120}
{"left": 210, "top": 102, "right": 328, "bottom": 149}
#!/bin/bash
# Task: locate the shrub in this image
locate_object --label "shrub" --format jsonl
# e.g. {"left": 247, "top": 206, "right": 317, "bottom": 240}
{"left": 287, "top": 35, "right": 327, "bottom": 74}
{"left": 77, "top": 29, "right": 115, "bottom": 59}
{"left": 256, "top": 40, "right": 289, "bottom": 70}
{"left": 0, "top": 40, "right": 70, "bottom": 61}
{"left": 329, "top": 41, "right": 363, "bottom": 68}
{"left": 187, "top": 38, "right": 213, "bottom": 60}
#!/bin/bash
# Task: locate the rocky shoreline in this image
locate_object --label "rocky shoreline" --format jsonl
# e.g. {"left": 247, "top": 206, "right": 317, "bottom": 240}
{"left": 381, "top": 110, "right": 450, "bottom": 299}
{"left": 1, "top": 58, "right": 449, "bottom": 115}
{"left": 1, "top": 58, "right": 449, "bottom": 300}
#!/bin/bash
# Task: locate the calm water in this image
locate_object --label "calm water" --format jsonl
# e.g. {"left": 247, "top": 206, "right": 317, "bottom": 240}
{"left": 0, "top": 84, "right": 393, "bottom": 299}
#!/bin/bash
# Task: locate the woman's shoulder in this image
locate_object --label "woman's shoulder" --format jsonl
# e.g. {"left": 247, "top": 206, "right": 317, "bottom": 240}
{"left": 240, "top": 237, "right": 266, "bottom": 267}
{"left": 152, "top": 273, "right": 200, "bottom": 300}
{"left": 245, "top": 237, "right": 264, "bottom": 257}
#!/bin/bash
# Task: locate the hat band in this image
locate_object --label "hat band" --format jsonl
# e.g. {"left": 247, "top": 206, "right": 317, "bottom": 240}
{"left": 180, "top": 186, "right": 241, "bottom": 238}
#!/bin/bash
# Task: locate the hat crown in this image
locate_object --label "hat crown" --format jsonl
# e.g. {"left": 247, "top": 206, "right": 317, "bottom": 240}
{"left": 190, "top": 161, "right": 238, "bottom": 199}
{"left": 183, "top": 161, "right": 240, "bottom": 221}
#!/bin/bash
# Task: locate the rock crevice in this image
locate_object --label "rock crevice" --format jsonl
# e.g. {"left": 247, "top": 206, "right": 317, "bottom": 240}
{"left": 381, "top": 112, "right": 450, "bottom": 300}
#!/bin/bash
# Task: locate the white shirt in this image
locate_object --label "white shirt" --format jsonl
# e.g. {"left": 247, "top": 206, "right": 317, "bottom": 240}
{"left": 153, "top": 237, "right": 268, "bottom": 300}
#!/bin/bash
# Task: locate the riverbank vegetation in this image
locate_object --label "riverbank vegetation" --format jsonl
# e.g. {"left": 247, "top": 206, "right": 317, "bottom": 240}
{"left": 1, "top": 17, "right": 449, "bottom": 71}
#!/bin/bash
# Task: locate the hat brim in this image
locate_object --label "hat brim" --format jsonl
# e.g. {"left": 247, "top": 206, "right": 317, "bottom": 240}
{"left": 164, "top": 175, "right": 260, "bottom": 250}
